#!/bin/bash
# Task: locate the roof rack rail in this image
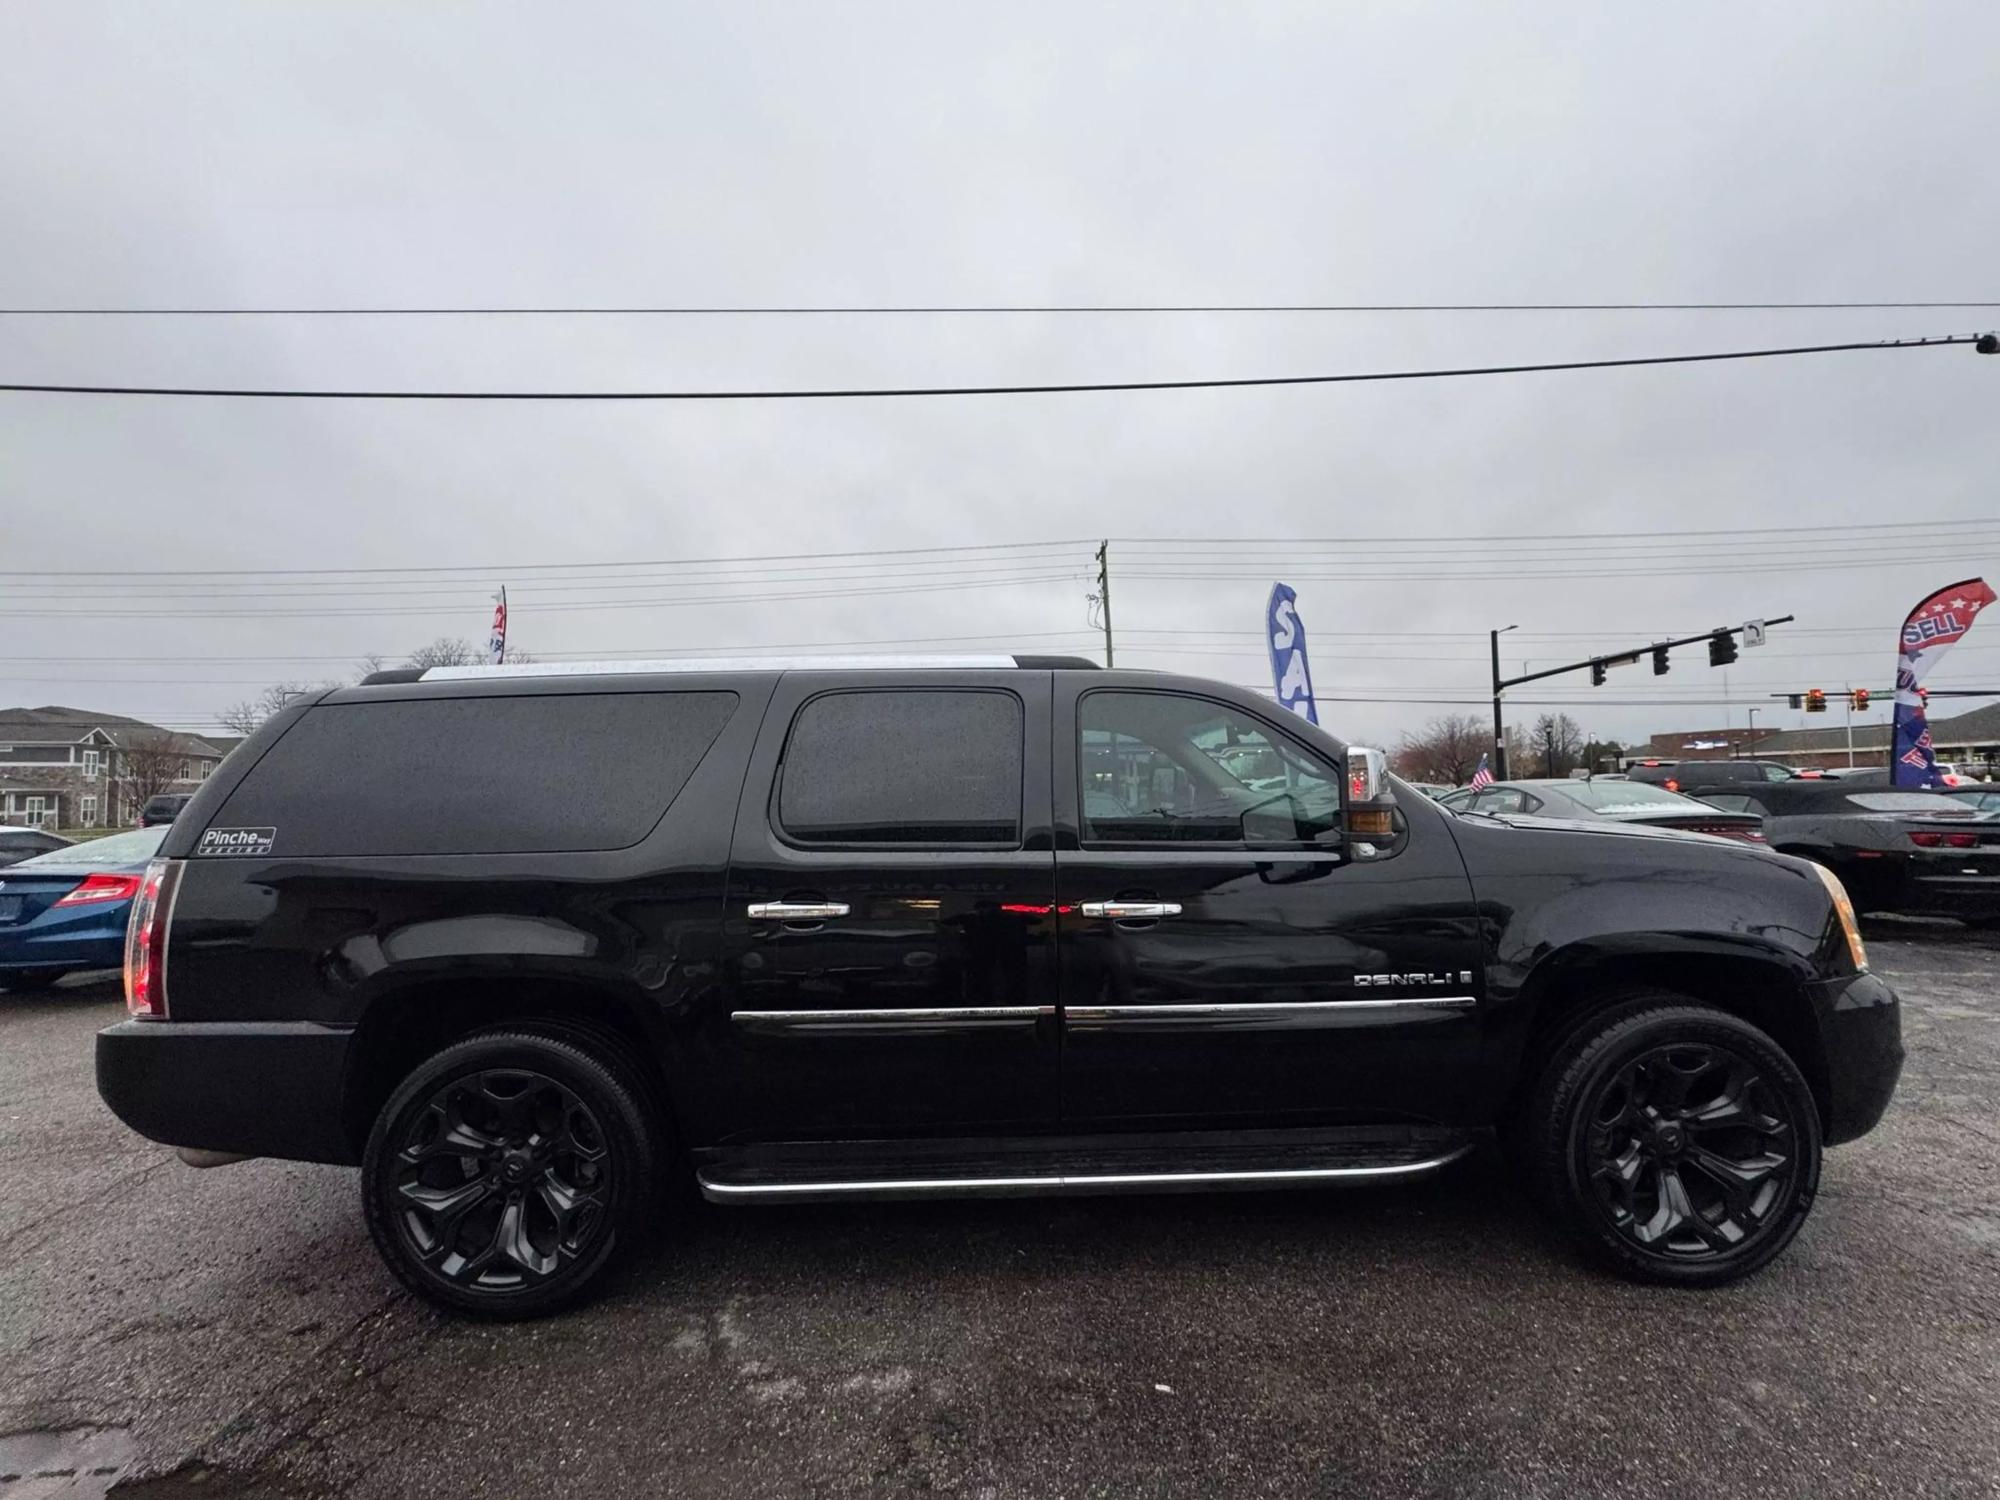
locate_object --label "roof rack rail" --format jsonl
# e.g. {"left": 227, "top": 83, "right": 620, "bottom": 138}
{"left": 359, "top": 653, "right": 1100, "bottom": 686}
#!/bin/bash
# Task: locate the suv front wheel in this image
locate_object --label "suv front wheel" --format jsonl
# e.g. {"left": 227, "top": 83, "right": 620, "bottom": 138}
{"left": 362, "top": 1029, "right": 659, "bottom": 1317}
{"left": 1523, "top": 998, "right": 1823, "bottom": 1286}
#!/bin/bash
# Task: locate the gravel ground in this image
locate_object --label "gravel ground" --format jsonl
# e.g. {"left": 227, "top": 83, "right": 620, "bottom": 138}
{"left": 3, "top": 934, "right": 1995, "bottom": 1499}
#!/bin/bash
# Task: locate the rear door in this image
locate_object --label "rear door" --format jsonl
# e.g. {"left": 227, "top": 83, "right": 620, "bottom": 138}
{"left": 1052, "top": 678, "right": 1486, "bottom": 1133}
{"left": 715, "top": 671, "right": 1060, "bottom": 1142}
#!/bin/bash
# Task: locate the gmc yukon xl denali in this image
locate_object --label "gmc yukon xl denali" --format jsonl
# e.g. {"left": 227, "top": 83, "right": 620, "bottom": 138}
{"left": 96, "top": 657, "right": 1902, "bottom": 1316}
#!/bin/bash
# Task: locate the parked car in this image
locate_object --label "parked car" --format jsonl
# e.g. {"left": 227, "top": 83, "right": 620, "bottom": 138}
{"left": 1627, "top": 759, "right": 1794, "bottom": 796}
{"left": 0, "top": 824, "right": 170, "bottom": 990}
{"left": 1695, "top": 781, "right": 2000, "bottom": 922}
{"left": 1402, "top": 781, "right": 1453, "bottom": 800}
{"left": 1943, "top": 786, "right": 2000, "bottom": 815}
{"left": 97, "top": 658, "right": 1899, "bottom": 1315}
{"left": 140, "top": 793, "right": 196, "bottom": 826}
{"left": 0, "top": 828, "right": 71, "bottom": 868}
{"left": 1437, "top": 777, "right": 1765, "bottom": 842}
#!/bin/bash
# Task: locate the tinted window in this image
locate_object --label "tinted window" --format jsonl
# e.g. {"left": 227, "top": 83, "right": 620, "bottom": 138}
{"left": 215, "top": 692, "right": 736, "bottom": 856}
{"left": 778, "top": 690, "right": 1021, "bottom": 845}
{"left": 1080, "top": 692, "right": 1340, "bottom": 844}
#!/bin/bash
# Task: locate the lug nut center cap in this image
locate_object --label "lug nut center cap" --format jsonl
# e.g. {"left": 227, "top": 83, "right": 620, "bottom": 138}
{"left": 500, "top": 1150, "right": 534, "bottom": 1183}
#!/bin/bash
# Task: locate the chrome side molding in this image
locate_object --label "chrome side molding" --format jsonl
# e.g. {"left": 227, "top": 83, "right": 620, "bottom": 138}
{"left": 698, "top": 1145, "right": 1474, "bottom": 1203}
{"left": 747, "top": 901, "right": 850, "bottom": 921}
{"left": 1065, "top": 996, "right": 1477, "bottom": 1025}
{"left": 732, "top": 1005, "right": 1052, "bottom": 1036}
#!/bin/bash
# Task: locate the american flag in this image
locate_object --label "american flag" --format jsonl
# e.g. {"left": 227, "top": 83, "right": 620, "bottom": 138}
{"left": 1468, "top": 753, "right": 1494, "bottom": 790}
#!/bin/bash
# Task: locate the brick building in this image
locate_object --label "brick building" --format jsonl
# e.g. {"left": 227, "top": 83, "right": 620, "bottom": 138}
{"left": 0, "top": 707, "right": 227, "bottom": 830}
{"left": 1639, "top": 702, "right": 2000, "bottom": 776}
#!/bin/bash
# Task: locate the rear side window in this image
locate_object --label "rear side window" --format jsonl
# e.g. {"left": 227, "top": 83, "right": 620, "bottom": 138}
{"left": 213, "top": 692, "right": 737, "bottom": 856}
{"left": 777, "top": 690, "right": 1022, "bottom": 845}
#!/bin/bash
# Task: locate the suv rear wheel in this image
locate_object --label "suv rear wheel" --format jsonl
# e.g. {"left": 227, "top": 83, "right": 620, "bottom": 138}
{"left": 362, "top": 1029, "right": 659, "bottom": 1317}
{"left": 1522, "top": 997, "right": 1822, "bottom": 1286}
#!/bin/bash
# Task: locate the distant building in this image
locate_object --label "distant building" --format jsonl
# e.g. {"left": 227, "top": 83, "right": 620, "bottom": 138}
{"left": 0, "top": 706, "right": 227, "bottom": 829}
{"left": 1641, "top": 701, "right": 2000, "bottom": 775}
{"left": 1635, "top": 727, "right": 1778, "bottom": 763}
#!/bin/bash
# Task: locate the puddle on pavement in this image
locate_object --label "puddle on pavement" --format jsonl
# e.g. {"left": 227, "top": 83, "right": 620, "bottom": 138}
{"left": 0, "top": 1426, "right": 134, "bottom": 1499}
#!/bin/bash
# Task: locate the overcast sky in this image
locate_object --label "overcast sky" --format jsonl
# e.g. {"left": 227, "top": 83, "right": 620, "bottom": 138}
{"left": 2, "top": 2, "right": 1997, "bottom": 753}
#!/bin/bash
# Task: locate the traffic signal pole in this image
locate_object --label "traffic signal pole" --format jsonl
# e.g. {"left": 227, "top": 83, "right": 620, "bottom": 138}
{"left": 1489, "top": 616, "right": 1795, "bottom": 767}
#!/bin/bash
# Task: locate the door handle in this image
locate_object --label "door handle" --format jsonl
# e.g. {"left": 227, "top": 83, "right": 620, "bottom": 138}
{"left": 1079, "top": 900, "right": 1182, "bottom": 920}
{"left": 747, "top": 901, "right": 851, "bottom": 921}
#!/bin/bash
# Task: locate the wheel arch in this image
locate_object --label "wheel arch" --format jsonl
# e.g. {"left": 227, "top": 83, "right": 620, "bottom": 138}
{"left": 1506, "top": 942, "right": 1832, "bottom": 1135}
{"left": 340, "top": 976, "right": 682, "bottom": 1159}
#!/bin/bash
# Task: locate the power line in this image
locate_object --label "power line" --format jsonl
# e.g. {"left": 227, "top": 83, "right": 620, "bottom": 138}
{"left": 2, "top": 519, "right": 1983, "bottom": 580}
{"left": 0, "top": 333, "right": 1984, "bottom": 402}
{"left": 4, "top": 301, "right": 1997, "bottom": 316}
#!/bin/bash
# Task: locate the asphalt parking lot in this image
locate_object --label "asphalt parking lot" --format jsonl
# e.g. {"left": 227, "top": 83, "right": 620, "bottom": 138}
{"left": 3, "top": 933, "right": 1996, "bottom": 1500}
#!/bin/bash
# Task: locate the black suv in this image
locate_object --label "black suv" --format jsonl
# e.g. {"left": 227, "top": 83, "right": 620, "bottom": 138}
{"left": 96, "top": 659, "right": 1902, "bottom": 1315}
{"left": 1626, "top": 759, "right": 1794, "bottom": 796}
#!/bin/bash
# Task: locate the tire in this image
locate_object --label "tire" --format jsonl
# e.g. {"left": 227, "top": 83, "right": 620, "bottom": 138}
{"left": 362, "top": 1029, "right": 660, "bottom": 1318}
{"left": 1521, "top": 996, "right": 1822, "bottom": 1287}
{"left": 0, "top": 968, "right": 72, "bottom": 992}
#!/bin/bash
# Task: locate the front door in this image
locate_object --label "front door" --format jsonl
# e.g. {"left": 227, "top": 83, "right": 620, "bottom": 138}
{"left": 1053, "top": 682, "right": 1485, "bottom": 1133}
{"left": 715, "top": 671, "right": 1060, "bottom": 1143}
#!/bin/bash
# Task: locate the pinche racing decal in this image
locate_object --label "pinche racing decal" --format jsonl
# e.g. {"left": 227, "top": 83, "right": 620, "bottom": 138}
{"left": 195, "top": 827, "right": 277, "bottom": 857}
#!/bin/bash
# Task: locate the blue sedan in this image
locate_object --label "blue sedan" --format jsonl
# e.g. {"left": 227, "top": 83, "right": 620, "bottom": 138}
{"left": 0, "top": 825, "right": 168, "bottom": 991}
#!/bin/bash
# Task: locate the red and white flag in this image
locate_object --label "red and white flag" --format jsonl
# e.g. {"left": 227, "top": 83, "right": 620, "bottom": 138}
{"left": 487, "top": 586, "right": 508, "bottom": 665}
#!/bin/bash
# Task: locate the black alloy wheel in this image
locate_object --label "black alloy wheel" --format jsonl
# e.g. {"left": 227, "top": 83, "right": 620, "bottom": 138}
{"left": 1524, "top": 997, "right": 1822, "bottom": 1286}
{"left": 1582, "top": 1042, "right": 1797, "bottom": 1258}
{"left": 363, "top": 1030, "right": 658, "bottom": 1317}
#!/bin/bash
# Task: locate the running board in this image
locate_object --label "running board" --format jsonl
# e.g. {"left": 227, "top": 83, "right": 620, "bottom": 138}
{"left": 698, "top": 1144, "right": 1474, "bottom": 1204}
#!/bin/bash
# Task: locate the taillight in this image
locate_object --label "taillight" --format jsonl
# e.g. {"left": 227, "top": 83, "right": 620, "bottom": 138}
{"left": 123, "top": 858, "right": 182, "bottom": 1020}
{"left": 54, "top": 872, "right": 144, "bottom": 907}
{"left": 1909, "top": 831, "right": 1978, "bottom": 849}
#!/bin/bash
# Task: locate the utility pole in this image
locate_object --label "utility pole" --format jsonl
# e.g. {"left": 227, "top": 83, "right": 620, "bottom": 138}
{"left": 1095, "top": 540, "right": 1115, "bottom": 666}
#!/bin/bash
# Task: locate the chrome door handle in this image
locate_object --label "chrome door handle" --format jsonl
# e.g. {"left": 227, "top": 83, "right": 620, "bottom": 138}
{"left": 1079, "top": 900, "right": 1182, "bottom": 920}
{"left": 747, "top": 901, "right": 851, "bottom": 920}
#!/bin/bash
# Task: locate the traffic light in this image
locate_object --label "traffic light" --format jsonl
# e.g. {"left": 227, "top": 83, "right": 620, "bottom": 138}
{"left": 1788, "top": 694, "right": 1803, "bottom": 710}
{"left": 1590, "top": 660, "right": 1607, "bottom": 687}
{"left": 1651, "top": 646, "right": 1670, "bottom": 676}
{"left": 1806, "top": 688, "right": 1827, "bottom": 713}
{"left": 1852, "top": 688, "right": 1871, "bottom": 712}
{"left": 1708, "top": 631, "right": 1738, "bottom": 667}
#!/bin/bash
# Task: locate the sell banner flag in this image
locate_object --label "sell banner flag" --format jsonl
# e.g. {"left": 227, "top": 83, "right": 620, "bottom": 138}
{"left": 1891, "top": 577, "right": 1993, "bottom": 786}
{"left": 1265, "top": 582, "right": 1319, "bottom": 725}
{"left": 487, "top": 586, "right": 508, "bottom": 665}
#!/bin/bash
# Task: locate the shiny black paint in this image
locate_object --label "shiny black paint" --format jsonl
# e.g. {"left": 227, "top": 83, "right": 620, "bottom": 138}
{"left": 98, "top": 665, "right": 1902, "bottom": 1171}
{"left": 1050, "top": 675, "right": 1486, "bottom": 1130}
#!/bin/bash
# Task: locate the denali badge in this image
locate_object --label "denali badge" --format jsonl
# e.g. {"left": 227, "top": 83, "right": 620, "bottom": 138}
{"left": 1355, "top": 971, "right": 1473, "bottom": 988}
{"left": 195, "top": 827, "right": 277, "bottom": 858}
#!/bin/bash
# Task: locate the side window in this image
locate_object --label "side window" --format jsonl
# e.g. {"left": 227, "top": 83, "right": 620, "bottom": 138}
{"left": 1080, "top": 691, "right": 1340, "bottom": 845}
{"left": 1761, "top": 763, "right": 1792, "bottom": 781}
{"left": 1700, "top": 794, "right": 1756, "bottom": 813}
{"left": 1476, "top": 788, "right": 1528, "bottom": 814}
{"left": 778, "top": 689, "right": 1022, "bottom": 846}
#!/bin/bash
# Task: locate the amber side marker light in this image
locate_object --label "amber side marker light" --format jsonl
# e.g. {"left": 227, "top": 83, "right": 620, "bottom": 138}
{"left": 1810, "top": 861, "right": 1868, "bottom": 972}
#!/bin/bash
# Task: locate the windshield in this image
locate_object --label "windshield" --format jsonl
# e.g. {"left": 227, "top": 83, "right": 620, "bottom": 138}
{"left": 15, "top": 825, "right": 169, "bottom": 867}
{"left": 1556, "top": 781, "right": 1704, "bottom": 811}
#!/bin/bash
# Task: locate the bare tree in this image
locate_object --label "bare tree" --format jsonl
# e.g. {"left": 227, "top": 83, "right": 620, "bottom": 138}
{"left": 118, "top": 732, "right": 186, "bottom": 814}
{"left": 1391, "top": 713, "right": 1488, "bottom": 786}
{"left": 404, "top": 637, "right": 485, "bottom": 670}
{"left": 217, "top": 680, "right": 328, "bottom": 736}
{"left": 1531, "top": 713, "right": 1586, "bottom": 778}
